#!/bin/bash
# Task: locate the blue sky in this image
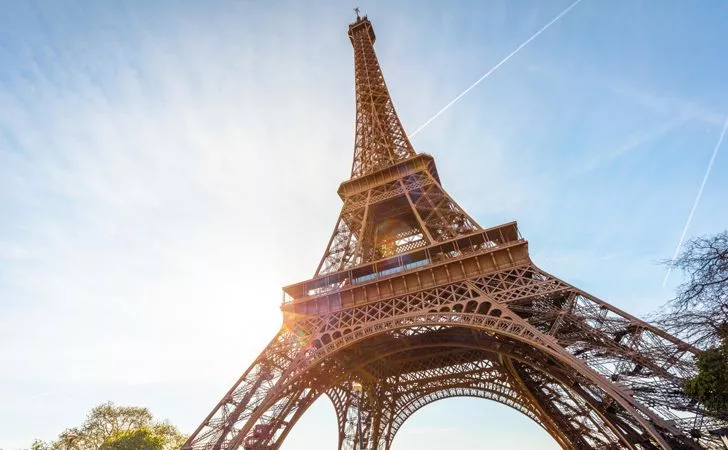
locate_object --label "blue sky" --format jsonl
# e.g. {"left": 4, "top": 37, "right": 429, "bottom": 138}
{"left": 1, "top": 0, "right": 727, "bottom": 448}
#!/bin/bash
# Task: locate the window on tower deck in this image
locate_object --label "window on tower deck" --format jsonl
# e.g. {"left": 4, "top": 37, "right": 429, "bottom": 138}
{"left": 352, "top": 257, "right": 430, "bottom": 285}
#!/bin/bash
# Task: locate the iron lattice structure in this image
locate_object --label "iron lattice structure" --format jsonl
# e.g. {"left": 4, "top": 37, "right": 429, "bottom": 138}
{"left": 183, "top": 15, "right": 727, "bottom": 450}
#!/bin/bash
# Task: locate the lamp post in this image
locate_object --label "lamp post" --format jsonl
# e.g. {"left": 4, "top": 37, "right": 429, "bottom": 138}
{"left": 352, "top": 381, "right": 365, "bottom": 450}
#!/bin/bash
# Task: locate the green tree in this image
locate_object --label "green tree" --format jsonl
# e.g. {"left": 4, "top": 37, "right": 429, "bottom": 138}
{"left": 99, "top": 428, "right": 164, "bottom": 450}
{"left": 684, "top": 336, "right": 728, "bottom": 418}
{"left": 29, "top": 440, "right": 52, "bottom": 450}
{"left": 29, "top": 402, "right": 185, "bottom": 450}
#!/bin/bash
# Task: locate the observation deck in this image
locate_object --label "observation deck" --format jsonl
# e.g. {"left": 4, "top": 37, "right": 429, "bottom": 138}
{"left": 281, "top": 222, "right": 528, "bottom": 317}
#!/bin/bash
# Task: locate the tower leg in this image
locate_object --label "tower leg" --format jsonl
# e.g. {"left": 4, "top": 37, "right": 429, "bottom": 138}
{"left": 181, "top": 328, "right": 320, "bottom": 450}
{"left": 328, "top": 382, "right": 389, "bottom": 450}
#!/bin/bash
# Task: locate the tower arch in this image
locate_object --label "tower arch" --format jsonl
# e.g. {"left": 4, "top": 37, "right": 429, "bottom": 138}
{"left": 385, "top": 390, "right": 565, "bottom": 449}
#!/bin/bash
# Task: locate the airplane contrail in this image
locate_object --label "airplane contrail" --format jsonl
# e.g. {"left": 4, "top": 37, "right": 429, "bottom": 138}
{"left": 410, "top": 0, "right": 585, "bottom": 137}
{"left": 663, "top": 116, "right": 728, "bottom": 287}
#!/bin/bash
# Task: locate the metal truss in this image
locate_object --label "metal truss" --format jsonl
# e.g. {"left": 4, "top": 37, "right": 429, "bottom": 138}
{"left": 182, "top": 13, "right": 727, "bottom": 450}
{"left": 183, "top": 262, "right": 726, "bottom": 449}
{"left": 348, "top": 15, "right": 415, "bottom": 178}
{"left": 315, "top": 168, "right": 479, "bottom": 276}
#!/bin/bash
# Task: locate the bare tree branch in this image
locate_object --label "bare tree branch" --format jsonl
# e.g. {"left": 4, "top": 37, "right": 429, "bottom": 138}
{"left": 657, "top": 231, "right": 728, "bottom": 349}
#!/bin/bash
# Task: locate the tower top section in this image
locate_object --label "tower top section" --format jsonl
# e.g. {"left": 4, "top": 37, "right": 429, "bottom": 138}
{"left": 347, "top": 15, "right": 416, "bottom": 178}
{"left": 348, "top": 11, "right": 376, "bottom": 44}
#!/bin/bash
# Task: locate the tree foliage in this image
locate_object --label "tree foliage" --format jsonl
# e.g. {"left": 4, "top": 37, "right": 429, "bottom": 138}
{"left": 657, "top": 231, "right": 728, "bottom": 418}
{"left": 99, "top": 428, "right": 164, "bottom": 450}
{"left": 29, "top": 402, "right": 186, "bottom": 450}
{"left": 30, "top": 440, "right": 52, "bottom": 450}
{"left": 684, "top": 338, "right": 728, "bottom": 418}
{"left": 658, "top": 231, "right": 728, "bottom": 348}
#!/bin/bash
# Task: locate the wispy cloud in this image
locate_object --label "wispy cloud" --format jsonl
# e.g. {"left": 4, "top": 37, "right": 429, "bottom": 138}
{"left": 577, "top": 117, "right": 687, "bottom": 174}
{"left": 0, "top": 1, "right": 354, "bottom": 422}
{"left": 0, "top": 5, "right": 359, "bottom": 445}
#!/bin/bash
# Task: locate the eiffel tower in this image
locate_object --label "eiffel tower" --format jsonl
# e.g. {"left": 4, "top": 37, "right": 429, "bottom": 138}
{"left": 183, "top": 13, "right": 726, "bottom": 450}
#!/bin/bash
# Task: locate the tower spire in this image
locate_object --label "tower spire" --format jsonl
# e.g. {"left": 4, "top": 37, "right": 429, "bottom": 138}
{"left": 348, "top": 16, "right": 416, "bottom": 178}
